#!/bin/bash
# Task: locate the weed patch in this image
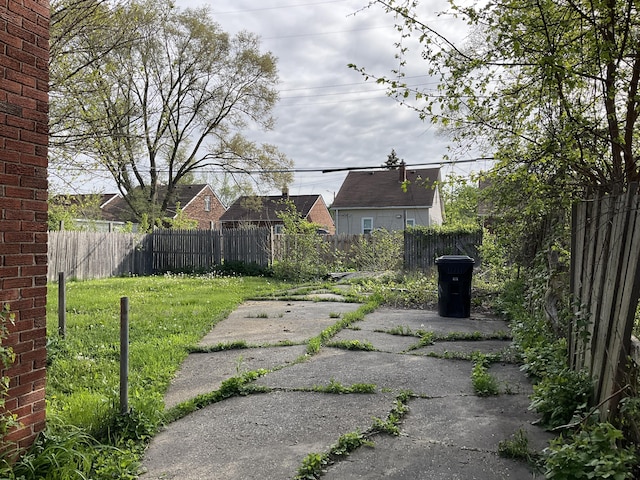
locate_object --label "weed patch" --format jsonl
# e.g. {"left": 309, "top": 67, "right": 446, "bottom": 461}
{"left": 498, "top": 429, "right": 539, "bottom": 465}
{"left": 165, "top": 369, "right": 270, "bottom": 423}
{"left": 471, "top": 353, "right": 500, "bottom": 396}
{"left": 294, "top": 391, "right": 411, "bottom": 479}
{"left": 309, "top": 379, "right": 376, "bottom": 394}
{"left": 326, "top": 339, "right": 375, "bottom": 351}
{"left": 188, "top": 340, "right": 249, "bottom": 353}
{"left": 306, "top": 299, "right": 380, "bottom": 355}
{"left": 544, "top": 422, "right": 637, "bottom": 479}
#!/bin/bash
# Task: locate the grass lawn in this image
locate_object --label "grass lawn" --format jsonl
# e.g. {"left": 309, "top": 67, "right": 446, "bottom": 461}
{"left": 45, "top": 273, "right": 284, "bottom": 433}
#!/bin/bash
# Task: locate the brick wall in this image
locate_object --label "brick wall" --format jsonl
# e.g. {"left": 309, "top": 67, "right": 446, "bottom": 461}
{"left": 307, "top": 198, "right": 335, "bottom": 234}
{"left": 0, "top": 0, "right": 49, "bottom": 449}
{"left": 183, "top": 186, "right": 226, "bottom": 229}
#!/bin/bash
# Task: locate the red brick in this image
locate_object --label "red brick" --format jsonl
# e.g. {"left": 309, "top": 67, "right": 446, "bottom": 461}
{"left": 11, "top": 340, "right": 33, "bottom": 355}
{"left": 21, "top": 221, "right": 47, "bottom": 232}
{"left": 19, "top": 346, "right": 45, "bottom": 364}
{"left": 0, "top": 148, "right": 21, "bottom": 162}
{"left": 20, "top": 175, "right": 47, "bottom": 189}
{"left": 0, "top": 173, "right": 20, "bottom": 185}
{"left": 19, "top": 151, "right": 47, "bottom": 166}
{"left": 4, "top": 232, "right": 33, "bottom": 243}
{"left": 22, "top": 86, "right": 47, "bottom": 106}
{"left": 2, "top": 398, "right": 18, "bottom": 412}
{"left": 5, "top": 68, "right": 36, "bottom": 89}
{"left": 17, "top": 306, "right": 45, "bottom": 321}
{"left": 18, "top": 368, "right": 43, "bottom": 386}
{"left": 4, "top": 254, "right": 33, "bottom": 266}
{"left": 30, "top": 1, "right": 50, "bottom": 18}
{"left": 0, "top": 29, "right": 22, "bottom": 49}
{"left": 23, "top": 407, "right": 46, "bottom": 426}
{"left": 6, "top": 91, "right": 36, "bottom": 110}
{"left": 20, "top": 285, "right": 46, "bottom": 299}
{"left": 5, "top": 209, "right": 34, "bottom": 221}
{"left": 8, "top": 1, "right": 37, "bottom": 24}
{"left": 0, "top": 124, "right": 20, "bottom": 140}
{"left": 20, "top": 265, "right": 46, "bottom": 277}
{"left": 2, "top": 277, "right": 32, "bottom": 289}
{"left": 6, "top": 45, "right": 35, "bottom": 67}
{"left": 7, "top": 378, "right": 33, "bottom": 397}
{"left": 11, "top": 404, "right": 33, "bottom": 420}
{"left": 5, "top": 138, "right": 35, "bottom": 155}
{"left": 5, "top": 425, "right": 33, "bottom": 444}
{"left": 0, "top": 289, "right": 19, "bottom": 302}
{"left": 0, "top": 266, "right": 19, "bottom": 278}
{"left": 5, "top": 162, "right": 34, "bottom": 176}
{"left": 0, "top": 220, "right": 20, "bottom": 235}
{"left": 21, "top": 244, "right": 47, "bottom": 257}
{"left": 6, "top": 22, "right": 34, "bottom": 44}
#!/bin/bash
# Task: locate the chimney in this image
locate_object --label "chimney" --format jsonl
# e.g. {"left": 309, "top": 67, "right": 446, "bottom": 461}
{"left": 399, "top": 161, "right": 407, "bottom": 182}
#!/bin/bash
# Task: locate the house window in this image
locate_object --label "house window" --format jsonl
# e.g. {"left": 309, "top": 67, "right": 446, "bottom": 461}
{"left": 204, "top": 195, "right": 211, "bottom": 212}
{"left": 274, "top": 224, "right": 284, "bottom": 234}
{"left": 406, "top": 218, "right": 415, "bottom": 228}
{"left": 362, "top": 217, "right": 373, "bottom": 234}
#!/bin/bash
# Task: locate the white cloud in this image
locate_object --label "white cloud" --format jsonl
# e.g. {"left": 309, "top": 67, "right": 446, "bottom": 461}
{"left": 54, "top": 0, "right": 485, "bottom": 202}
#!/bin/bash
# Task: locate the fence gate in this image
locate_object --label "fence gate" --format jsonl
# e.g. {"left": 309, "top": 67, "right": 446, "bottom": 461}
{"left": 570, "top": 186, "right": 640, "bottom": 420}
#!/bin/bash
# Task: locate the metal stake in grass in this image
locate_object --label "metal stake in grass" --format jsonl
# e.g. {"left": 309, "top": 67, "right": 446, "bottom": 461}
{"left": 120, "top": 296, "right": 129, "bottom": 414}
{"left": 58, "top": 272, "right": 66, "bottom": 338}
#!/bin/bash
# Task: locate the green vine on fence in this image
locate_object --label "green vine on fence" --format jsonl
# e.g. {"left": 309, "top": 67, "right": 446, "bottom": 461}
{"left": 0, "top": 304, "right": 18, "bottom": 439}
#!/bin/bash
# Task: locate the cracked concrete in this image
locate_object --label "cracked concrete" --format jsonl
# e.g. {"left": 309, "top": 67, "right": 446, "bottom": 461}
{"left": 141, "top": 295, "right": 554, "bottom": 479}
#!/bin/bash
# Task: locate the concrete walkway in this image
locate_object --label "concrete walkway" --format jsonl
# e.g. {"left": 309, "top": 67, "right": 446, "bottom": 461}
{"left": 140, "top": 293, "right": 553, "bottom": 479}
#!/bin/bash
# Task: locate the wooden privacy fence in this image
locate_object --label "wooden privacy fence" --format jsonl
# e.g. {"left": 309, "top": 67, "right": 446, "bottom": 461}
{"left": 404, "top": 229, "right": 483, "bottom": 270}
{"left": 48, "top": 228, "right": 483, "bottom": 281}
{"left": 48, "top": 231, "right": 153, "bottom": 281}
{"left": 570, "top": 187, "right": 640, "bottom": 420}
{"left": 48, "top": 228, "right": 272, "bottom": 281}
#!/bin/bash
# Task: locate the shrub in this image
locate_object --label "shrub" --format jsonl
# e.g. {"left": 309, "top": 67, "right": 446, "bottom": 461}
{"left": 544, "top": 422, "right": 637, "bottom": 480}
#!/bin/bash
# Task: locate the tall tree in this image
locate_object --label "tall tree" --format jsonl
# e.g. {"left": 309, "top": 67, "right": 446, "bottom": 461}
{"left": 353, "top": 0, "right": 640, "bottom": 193}
{"left": 384, "top": 149, "right": 402, "bottom": 169}
{"left": 51, "top": 0, "right": 292, "bottom": 222}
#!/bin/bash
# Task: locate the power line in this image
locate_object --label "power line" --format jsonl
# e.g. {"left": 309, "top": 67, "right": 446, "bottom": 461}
{"left": 51, "top": 158, "right": 493, "bottom": 175}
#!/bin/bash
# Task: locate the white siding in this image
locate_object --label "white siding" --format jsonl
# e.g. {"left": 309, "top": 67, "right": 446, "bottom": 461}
{"left": 334, "top": 207, "right": 434, "bottom": 234}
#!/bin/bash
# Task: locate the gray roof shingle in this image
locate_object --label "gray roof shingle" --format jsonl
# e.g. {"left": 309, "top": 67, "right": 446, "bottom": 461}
{"left": 220, "top": 194, "right": 321, "bottom": 222}
{"left": 331, "top": 167, "right": 440, "bottom": 209}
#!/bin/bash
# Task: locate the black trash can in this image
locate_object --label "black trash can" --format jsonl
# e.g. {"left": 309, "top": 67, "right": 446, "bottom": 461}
{"left": 435, "top": 255, "right": 474, "bottom": 318}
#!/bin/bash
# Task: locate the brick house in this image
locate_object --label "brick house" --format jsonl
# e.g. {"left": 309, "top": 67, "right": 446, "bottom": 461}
{"left": 0, "top": 0, "right": 50, "bottom": 449}
{"left": 55, "top": 184, "right": 227, "bottom": 230}
{"left": 220, "top": 192, "right": 335, "bottom": 234}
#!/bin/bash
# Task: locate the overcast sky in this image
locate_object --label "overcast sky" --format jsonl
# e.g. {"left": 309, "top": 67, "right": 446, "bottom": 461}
{"left": 55, "top": 0, "right": 490, "bottom": 204}
{"left": 177, "top": 0, "right": 492, "bottom": 204}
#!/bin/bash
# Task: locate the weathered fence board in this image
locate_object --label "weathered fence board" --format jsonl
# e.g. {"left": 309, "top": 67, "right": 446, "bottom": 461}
{"left": 404, "top": 230, "right": 482, "bottom": 270}
{"left": 221, "top": 228, "right": 272, "bottom": 267}
{"left": 48, "top": 231, "right": 152, "bottom": 281}
{"left": 49, "top": 228, "right": 481, "bottom": 281}
{"left": 570, "top": 187, "right": 640, "bottom": 419}
{"left": 152, "top": 229, "right": 221, "bottom": 273}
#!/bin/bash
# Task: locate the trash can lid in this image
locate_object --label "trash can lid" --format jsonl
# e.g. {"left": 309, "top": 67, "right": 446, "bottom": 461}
{"left": 435, "top": 255, "right": 475, "bottom": 264}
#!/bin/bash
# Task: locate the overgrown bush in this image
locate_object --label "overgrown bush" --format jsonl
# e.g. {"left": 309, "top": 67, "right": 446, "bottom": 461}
{"left": 530, "top": 368, "right": 591, "bottom": 429}
{"left": 345, "top": 229, "right": 403, "bottom": 271}
{"left": 347, "top": 272, "right": 438, "bottom": 309}
{"left": 544, "top": 422, "right": 637, "bottom": 480}
{"left": 271, "top": 202, "right": 333, "bottom": 281}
